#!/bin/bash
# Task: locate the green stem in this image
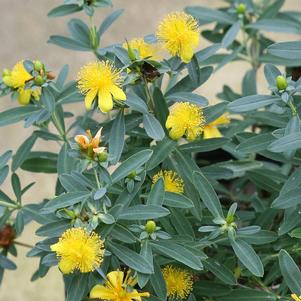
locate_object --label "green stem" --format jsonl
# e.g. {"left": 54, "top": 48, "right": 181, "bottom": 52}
{"left": 14, "top": 241, "right": 34, "bottom": 249}
{"left": 288, "top": 100, "right": 299, "bottom": 118}
{"left": 0, "top": 200, "right": 18, "bottom": 209}
{"left": 142, "top": 76, "right": 154, "bottom": 111}
{"left": 94, "top": 169, "right": 101, "bottom": 189}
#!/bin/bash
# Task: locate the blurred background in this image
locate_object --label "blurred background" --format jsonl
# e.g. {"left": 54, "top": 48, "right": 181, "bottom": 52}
{"left": 0, "top": 0, "right": 299, "bottom": 300}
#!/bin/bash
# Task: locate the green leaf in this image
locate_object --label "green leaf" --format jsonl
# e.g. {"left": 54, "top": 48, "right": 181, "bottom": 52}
{"left": 57, "top": 144, "right": 79, "bottom": 175}
{"left": 166, "top": 66, "right": 213, "bottom": 95}
{"left": 236, "top": 133, "right": 276, "bottom": 153}
{"left": 109, "top": 110, "right": 125, "bottom": 164}
{"left": 12, "top": 134, "right": 37, "bottom": 172}
{"left": 68, "top": 18, "right": 90, "bottom": 46}
{"left": 66, "top": 274, "right": 89, "bottom": 301}
{"left": 48, "top": 35, "right": 91, "bottom": 51}
{"left": 279, "top": 249, "right": 301, "bottom": 295}
{"left": 0, "top": 151, "right": 12, "bottom": 169}
{"left": 0, "top": 106, "right": 40, "bottom": 127}
{"left": 0, "top": 254, "right": 17, "bottom": 270}
{"left": 118, "top": 205, "right": 170, "bottom": 220}
{"left": 204, "top": 259, "right": 237, "bottom": 285}
{"left": 289, "top": 227, "right": 301, "bottom": 239}
{"left": 268, "top": 133, "right": 301, "bottom": 153}
{"left": 36, "top": 220, "right": 70, "bottom": 237}
{"left": 147, "top": 178, "right": 165, "bottom": 206}
{"left": 41, "top": 191, "right": 90, "bottom": 213}
{"left": 150, "top": 259, "right": 167, "bottom": 301}
{"left": 268, "top": 41, "right": 301, "bottom": 60}
{"left": 163, "top": 192, "right": 194, "bottom": 208}
{"left": 108, "top": 241, "right": 153, "bottom": 274}
{"left": 48, "top": 4, "right": 82, "bottom": 17}
{"left": 151, "top": 240, "right": 203, "bottom": 270}
{"left": 195, "top": 43, "right": 221, "bottom": 62}
{"left": 166, "top": 92, "right": 208, "bottom": 107}
{"left": 230, "top": 239, "right": 264, "bottom": 277}
{"left": 41, "top": 87, "right": 55, "bottom": 113}
{"left": 222, "top": 21, "right": 240, "bottom": 48}
{"left": 242, "top": 69, "right": 257, "bottom": 96}
{"left": 0, "top": 167, "right": 8, "bottom": 185}
{"left": 179, "top": 138, "right": 229, "bottom": 153}
{"left": 192, "top": 171, "right": 224, "bottom": 218}
{"left": 264, "top": 64, "right": 281, "bottom": 87}
{"left": 218, "top": 288, "right": 276, "bottom": 301}
{"left": 126, "top": 93, "right": 148, "bottom": 114}
{"left": 21, "top": 152, "right": 58, "bottom": 173}
{"left": 247, "top": 19, "right": 301, "bottom": 34}
{"left": 153, "top": 88, "right": 169, "bottom": 127}
{"left": 147, "top": 138, "right": 177, "bottom": 171}
{"left": 228, "top": 95, "right": 281, "bottom": 112}
{"left": 203, "top": 102, "right": 228, "bottom": 123}
{"left": 98, "top": 9, "right": 123, "bottom": 37}
{"left": 143, "top": 114, "right": 165, "bottom": 141}
{"left": 111, "top": 149, "right": 153, "bottom": 183}
{"left": 271, "top": 187, "right": 301, "bottom": 209}
{"left": 185, "top": 6, "right": 236, "bottom": 24}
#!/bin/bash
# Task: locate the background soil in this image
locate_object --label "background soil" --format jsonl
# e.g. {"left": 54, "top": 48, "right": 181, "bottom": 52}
{"left": 0, "top": 0, "right": 298, "bottom": 300}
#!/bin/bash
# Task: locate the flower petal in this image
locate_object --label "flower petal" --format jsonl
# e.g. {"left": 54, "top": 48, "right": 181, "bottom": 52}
{"left": 74, "top": 135, "right": 90, "bottom": 149}
{"left": 98, "top": 90, "right": 113, "bottom": 113}
{"left": 107, "top": 270, "right": 124, "bottom": 289}
{"left": 180, "top": 45, "right": 194, "bottom": 64}
{"left": 84, "top": 89, "right": 97, "bottom": 110}
{"left": 58, "top": 258, "right": 75, "bottom": 274}
{"left": 90, "top": 285, "right": 116, "bottom": 300}
{"left": 110, "top": 85, "right": 126, "bottom": 101}
{"left": 203, "top": 126, "right": 222, "bottom": 139}
{"left": 18, "top": 88, "right": 31, "bottom": 105}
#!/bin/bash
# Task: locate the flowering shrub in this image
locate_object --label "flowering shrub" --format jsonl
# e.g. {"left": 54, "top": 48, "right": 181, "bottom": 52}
{"left": 1, "top": 0, "right": 301, "bottom": 300}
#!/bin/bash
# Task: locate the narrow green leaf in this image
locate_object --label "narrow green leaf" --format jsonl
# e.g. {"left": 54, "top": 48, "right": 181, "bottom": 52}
{"left": 118, "top": 205, "right": 170, "bottom": 220}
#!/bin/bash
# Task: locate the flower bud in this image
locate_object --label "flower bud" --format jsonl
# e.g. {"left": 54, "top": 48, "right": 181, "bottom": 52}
{"left": 34, "top": 75, "right": 45, "bottom": 86}
{"left": 236, "top": 3, "right": 246, "bottom": 14}
{"left": 47, "top": 72, "right": 56, "bottom": 80}
{"left": 128, "top": 171, "right": 137, "bottom": 179}
{"left": 145, "top": 220, "right": 156, "bottom": 234}
{"left": 0, "top": 224, "right": 15, "bottom": 248}
{"left": 33, "top": 60, "right": 44, "bottom": 72}
{"left": 276, "top": 75, "right": 288, "bottom": 90}
{"left": 98, "top": 151, "right": 108, "bottom": 162}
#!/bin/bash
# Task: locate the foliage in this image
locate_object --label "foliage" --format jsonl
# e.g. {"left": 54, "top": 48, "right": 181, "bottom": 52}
{"left": 1, "top": 0, "right": 301, "bottom": 300}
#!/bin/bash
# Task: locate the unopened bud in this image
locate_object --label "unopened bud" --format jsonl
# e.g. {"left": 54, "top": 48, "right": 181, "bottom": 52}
{"left": 47, "top": 72, "right": 56, "bottom": 80}
{"left": 145, "top": 220, "right": 156, "bottom": 234}
{"left": 276, "top": 75, "right": 288, "bottom": 90}
{"left": 236, "top": 3, "right": 246, "bottom": 14}
{"left": 98, "top": 151, "right": 108, "bottom": 162}
{"left": 128, "top": 171, "right": 137, "bottom": 179}
{"left": 34, "top": 75, "right": 45, "bottom": 86}
{"left": 33, "top": 60, "right": 44, "bottom": 72}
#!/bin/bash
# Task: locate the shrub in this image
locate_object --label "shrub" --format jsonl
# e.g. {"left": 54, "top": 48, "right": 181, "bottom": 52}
{"left": 1, "top": 1, "right": 301, "bottom": 300}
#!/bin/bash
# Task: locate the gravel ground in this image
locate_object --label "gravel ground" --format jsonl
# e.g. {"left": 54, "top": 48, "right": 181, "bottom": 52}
{"left": 0, "top": 0, "right": 298, "bottom": 300}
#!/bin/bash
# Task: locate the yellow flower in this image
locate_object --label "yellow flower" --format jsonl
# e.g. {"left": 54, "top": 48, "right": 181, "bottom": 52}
{"left": 2, "top": 61, "right": 32, "bottom": 89}
{"left": 152, "top": 170, "right": 184, "bottom": 194}
{"left": 74, "top": 127, "right": 106, "bottom": 159}
{"left": 123, "top": 38, "right": 160, "bottom": 60}
{"left": 90, "top": 270, "right": 150, "bottom": 301}
{"left": 166, "top": 102, "right": 205, "bottom": 141}
{"left": 292, "top": 294, "right": 301, "bottom": 301}
{"left": 51, "top": 228, "right": 104, "bottom": 274}
{"left": 77, "top": 61, "right": 126, "bottom": 113}
{"left": 162, "top": 265, "right": 193, "bottom": 300}
{"left": 203, "top": 114, "right": 230, "bottom": 139}
{"left": 156, "top": 12, "right": 200, "bottom": 63}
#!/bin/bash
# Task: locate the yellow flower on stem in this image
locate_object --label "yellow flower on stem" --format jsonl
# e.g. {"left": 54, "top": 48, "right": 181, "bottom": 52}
{"left": 162, "top": 265, "right": 193, "bottom": 300}
{"left": 2, "top": 61, "right": 41, "bottom": 105}
{"left": 203, "top": 114, "right": 230, "bottom": 139}
{"left": 152, "top": 170, "right": 184, "bottom": 194}
{"left": 123, "top": 38, "right": 160, "bottom": 60}
{"left": 77, "top": 61, "right": 126, "bottom": 113}
{"left": 292, "top": 294, "right": 301, "bottom": 301}
{"left": 90, "top": 270, "right": 150, "bottom": 301}
{"left": 2, "top": 61, "right": 32, "bottom": 89}
{"left": 51, "top": 227, "right": 104, "bottom": 274}
{"left": 156, "top": 12, "right": 200, "bottom": 63}
{"left": 166, "top": 102, "right": 205, "bottom": 141}
{"left": 74, "top": 127, "right": 106, "bottom": 159}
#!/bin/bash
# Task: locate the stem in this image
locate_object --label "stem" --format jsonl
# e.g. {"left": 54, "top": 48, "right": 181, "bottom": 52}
{"left": 94, "top": 169, "right": 101, "bottom": 189}
{"left": 288, "top": 99, "right": 299, "bottom": 118}
{"left": 89, "top": 16, "right": 98, "bottom": 54}
{"left": 0, "top": 200, "right": 18, "bottom": 209}
{"left": 142, "top": 76, "right": 154, "bottom": 111}
{"left": 14, "top": 241, "right": 34, "bottom": 249}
